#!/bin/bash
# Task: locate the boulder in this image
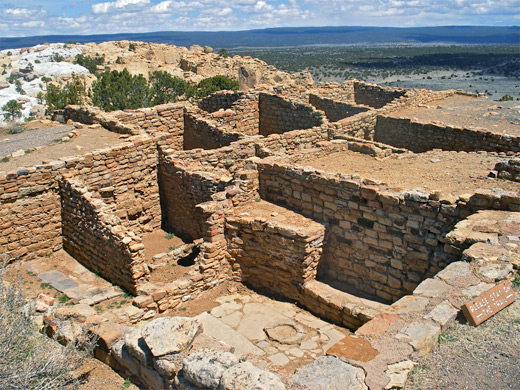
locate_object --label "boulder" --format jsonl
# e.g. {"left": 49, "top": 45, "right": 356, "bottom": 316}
{"left": 219, "top": 361, "right": 285, "bottom": 390}
{"left": 142, "top": 317, "right": 202, "bottom": 357}
{"left": 183, "top": 348, "right": 238, "bottom": 389}
{"left": 289, "top": 356, "right": 367, "bottom": 390}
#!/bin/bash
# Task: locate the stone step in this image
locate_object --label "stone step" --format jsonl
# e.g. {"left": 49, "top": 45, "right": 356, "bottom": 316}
{"left": 301, "top": 280, "right": 389, "bottom": 330}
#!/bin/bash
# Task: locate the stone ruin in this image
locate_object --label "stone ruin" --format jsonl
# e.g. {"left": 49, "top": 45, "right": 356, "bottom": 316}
{"left": 1, "top": 79, "right": 519, "bottom": 389}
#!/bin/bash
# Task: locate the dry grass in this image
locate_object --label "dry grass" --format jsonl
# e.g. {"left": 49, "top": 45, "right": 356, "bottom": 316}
{"left": 0, "top": 257, "right": 94, "bottom": 390}
{"left": 406, "top": 276, "right": 520, "bottom": 390}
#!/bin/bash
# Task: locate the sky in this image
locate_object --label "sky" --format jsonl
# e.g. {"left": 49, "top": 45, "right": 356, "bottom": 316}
{"left": 1, "top": 0, "right": 519, "bottom": 37}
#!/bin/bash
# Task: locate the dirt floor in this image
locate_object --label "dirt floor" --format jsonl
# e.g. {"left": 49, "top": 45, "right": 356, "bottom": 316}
{"left": 406, "top": 278, "right": 520, "bottom": 390}
{"left": 290, "top": 147, "right": 520, "bottom": 196}
{"left": 389, "top": 95, "right": 520, "bottom": 135}
{"left": 0, "top": 124, "right": 125, "bottom": 174}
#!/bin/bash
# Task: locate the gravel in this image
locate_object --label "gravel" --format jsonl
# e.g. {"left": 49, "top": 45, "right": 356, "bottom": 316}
{"left": 0, "top": 125, "right": 74, "bottom": 158}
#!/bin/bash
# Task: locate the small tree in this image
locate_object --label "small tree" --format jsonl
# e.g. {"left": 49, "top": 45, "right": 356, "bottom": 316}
{"left": 44, "top": 74, "right": 86, "bottom": 114}
{"left": 2, "top": 100, "right": 22, "bottom": 121}
{"left": 148, "top": 70, "right": 188, "bottom": 105}
{"left": 218, "top": 48, "right": 229, "bottom": 58}
{"left": 194, "top": 75, "right": 239, "bottom": 98}
{"left": 91, "top": 68, "right": 151, "bottom": 112}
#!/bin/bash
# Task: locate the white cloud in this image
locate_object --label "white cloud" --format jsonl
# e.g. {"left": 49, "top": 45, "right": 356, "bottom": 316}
{"left": 92, "top": 0, "right": 150, "bottom": 14}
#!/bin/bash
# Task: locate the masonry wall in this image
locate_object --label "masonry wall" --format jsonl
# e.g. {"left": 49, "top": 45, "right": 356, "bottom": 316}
{"left": 353, "top": 81, "right": 406, "bottom": 109}
{"left": 257, "top": 159, "right": 520, "bottom": 302}
{"left": 259, "top": 93, "right": 327, "bottom": 136}
{"left": 64, "top": 103, "right": 186, "bottom": 138}
{"left": 183, "top": 110, "right": 243, "bottom": 150}
{"left": 61, "top": 180, "right": 146, "bottom": 294}
{"left": 225, "top": 213, "right": 325, "bottom": 301}
{"left": 374, "top": 116, "right": 520, "bottom": 153}
{"left": 158, "top": 139, "right": 258, "bottom": 240}
{"left": 312, "top": 81, "right": 355, "bottom": 103}
{"left": 494, "top": 158, "right": 520, "bottom": 182}
{"left": 309, "top": 94, "right": 371, "bottom": 122}
{"left": 0, "top": 137, "right": 165, "bottom": 262}
{"left": 198, "top": 91, "right": 244, "bottom": 112}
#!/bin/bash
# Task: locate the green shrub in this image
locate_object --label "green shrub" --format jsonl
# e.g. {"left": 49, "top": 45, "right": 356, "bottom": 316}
{"left": 44, "top": 74, "right": 86, "bottom": 114}
{"left": 74, "top": 54, "right": 104, "bottom": 74}
{"left": 91, "top": 69, "right": 151, "bottom": 112}
{"left": 149, "top": 70, "right": 189, "bottom": 105}
{"left": 194, "top": 75, "right": 239, "bottom": 98}
{"left": 2, "top": 100, "right": 23, "bottom": 121}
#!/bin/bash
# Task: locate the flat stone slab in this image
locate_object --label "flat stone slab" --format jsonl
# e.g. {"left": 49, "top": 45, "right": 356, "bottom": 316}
{"left": 220, "top": 361, "right": 286, "bottom": 390}
{"left": 326, "top": 335, "right": 379, "bottom": 362}
{"left": 183, "top": 348, "right": 238, "bottom": 389}
{"left": 289, "top": 356, "right": 368, "bottom": 390}
{"left": 395, "top": 321, "right": 441, "bottom": 356}
{"left": 195, "top": 312, "right": 264, "bottom": 357}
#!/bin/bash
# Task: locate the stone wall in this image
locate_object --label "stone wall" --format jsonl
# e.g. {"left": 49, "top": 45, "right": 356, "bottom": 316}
{"left": 158, "top": 138, "right": 258, "bottom": 240}
{"left": 61, "top": 179, "right": 146, "bottom": 294}
{"left": 494, "top": 158, "right": 520, "bottom": 181}
{"left": 259, "top": 93, "right": 327, "bottom": 136}
{"left": 64, "top": 103, "right": 186, "bottom": 139}
{"left": 257, "top": 159, "right": 520, "bottom": 302}
{"left": 374, "top": 116, "right": 520, "bottom": 153}
{"left": 309, "top": 94, "right": 371, "bottom": 122}
{"left": 353, "top": 81, "right": 406, "bottom": 109}
{"left": 312, "top": 81, "right": 355, "bottom": 103}
{"left": 0, "top": 170, "right": 62, "bottom": 260}
{"left": 198, "top": 91, "right": 244, "bottom": 112}
{"left": 183, "top": 110, "right": 243, "bottom": 150}
{"left": 0, "top": 136, "right": 166, "bottom": 262}
{"left": 225, "top": 207, "right": 326, "bottom": 301}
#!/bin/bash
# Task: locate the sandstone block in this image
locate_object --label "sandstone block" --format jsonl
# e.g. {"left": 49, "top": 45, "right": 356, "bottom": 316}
{"left": 142, "top": 317, "right": 202, "bottom": 357}
{"left": 183, "top": 348, "right": 238, "bottom": 389}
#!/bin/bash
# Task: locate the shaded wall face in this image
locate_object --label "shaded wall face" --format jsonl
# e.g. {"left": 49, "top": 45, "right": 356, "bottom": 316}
{"left": 353, "top": 82, "right": 406, "bottom": 109}
{"left": 258, "top": 93, "right": 326, "bottom": 137}
{"left": 257, "top": 162, "right": 468, "bottom": 303}
{"left": 309, "top": 94, "right": 370, "bottom": 122}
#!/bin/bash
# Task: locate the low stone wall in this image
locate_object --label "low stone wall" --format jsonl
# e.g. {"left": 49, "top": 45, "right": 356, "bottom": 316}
{"left": 374, "top": 116, "right": 520, "bottom": 153}
{"left": 61, "top": 180, "right": 146, "bottom": 294}
{"left": 225, "top": 207, "right": 326, "bottom": 301}
{"left": 353, "top": 81, "right": 406, "bottom": 109}
{"left": 183, "top": 110, "right": 243, "bottom": 150}
{"left": 259, "top": 93, "right": 327, "bottom": 136}
{"left": 494, "top": 158, "right": 520, "bottom": 181}
{"left": 309, "top": 94, "right": 371, "bottom": 122}
{"left": 257, "top": 158, "right": 520, "bottom": 302}
{"left": 63, "top": 103, "right": 186, "bottom": 138}
{"left": 312, "top": 81, "right": 355, "bottom": 103}
{"left": 198, "top": 91, "right": 244, "bottom": 112}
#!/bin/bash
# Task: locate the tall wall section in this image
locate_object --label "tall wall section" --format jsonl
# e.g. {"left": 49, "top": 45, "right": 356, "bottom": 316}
{"left": 61, "top": 180, "right": 146, "bottom": 294}
{"left": 257, "top": 159, "right": 520, "bottom": 302}
{"left": 0, "top": 136, "right": 165, "bottom": 262}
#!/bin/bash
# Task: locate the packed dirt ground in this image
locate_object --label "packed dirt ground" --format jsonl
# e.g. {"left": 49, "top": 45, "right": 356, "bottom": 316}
{"left": 389, "top": 95, "right": 520, "bottom": 135}
{"left": 406, "top": 279, "right": 520, "bottom": 390}
{"left": 0, "top": 122, "right": 124, "bottom": 174}
{"left": 289, "top": 145, "right": 520, "bottom": 196}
